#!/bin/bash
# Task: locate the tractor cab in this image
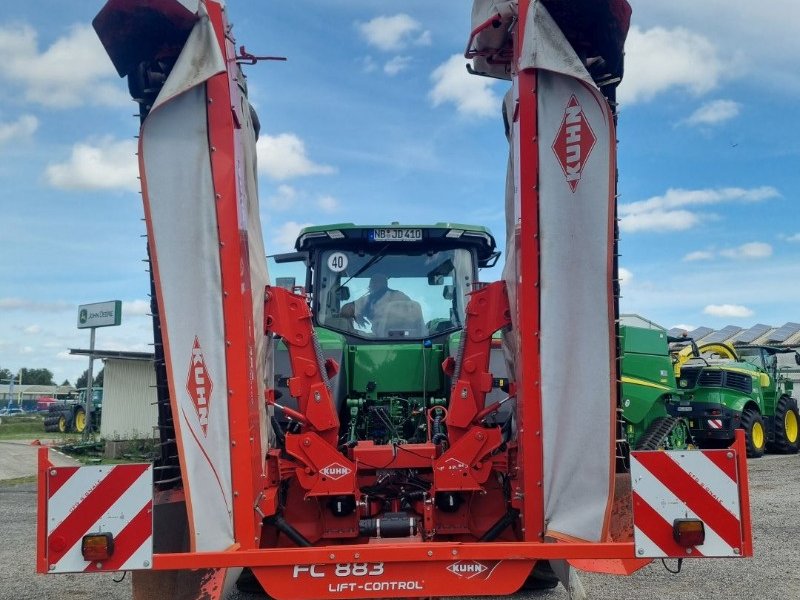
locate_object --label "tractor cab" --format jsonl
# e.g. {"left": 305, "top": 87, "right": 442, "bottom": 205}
{"left": 275, "top": 223, "right": 498, "bottom": 342}
{"left": 270, "top": 223, "right": 502, "bottom": 445}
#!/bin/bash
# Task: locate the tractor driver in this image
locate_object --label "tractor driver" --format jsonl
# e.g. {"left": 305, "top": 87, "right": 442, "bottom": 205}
{"left": 340, "top": 273, "right": 411, "bottom": 336}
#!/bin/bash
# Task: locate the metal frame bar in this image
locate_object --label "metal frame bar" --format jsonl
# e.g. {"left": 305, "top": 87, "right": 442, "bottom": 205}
{"left": 513, "top": 0, "right": 546, "bottom": 542}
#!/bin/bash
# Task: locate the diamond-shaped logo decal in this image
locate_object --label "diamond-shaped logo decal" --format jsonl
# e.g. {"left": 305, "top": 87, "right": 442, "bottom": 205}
{"left": 447, "top": 560, "right": 490, "bottom": 579}
{"left": 320, "top": 462, "right": 351, "bottom": 480}
{"left": 186, "top": 336, "right": 212, "bottom": 436}
{"left": 551, "top": 94, "right": 597, "bottom": 193}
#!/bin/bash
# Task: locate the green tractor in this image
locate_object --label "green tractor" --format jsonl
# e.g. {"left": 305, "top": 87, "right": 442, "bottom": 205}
{"left": 619, "top": 323, "right": 692, "bottom": 451}
{"left": 270, "top": 223, "right": 508, "bottom": 448}
{"left": 667, "top": 341, "right": 800, "bottom": 457}
{"left": 43, "top": 388, "right": 103, "bottom": 434}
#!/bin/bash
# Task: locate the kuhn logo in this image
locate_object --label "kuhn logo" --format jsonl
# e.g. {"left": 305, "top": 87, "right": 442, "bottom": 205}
{"left": 186, "top": 336, "right": 213, "bottom": 436}
{"left": 447, "top": 561, "right": 490, "bottom": 579}
{"left": 320, "top": 462, "right": 351, "bottom": 480}
{"left": 552, "top": 94, "right": 597, "bottom": 193}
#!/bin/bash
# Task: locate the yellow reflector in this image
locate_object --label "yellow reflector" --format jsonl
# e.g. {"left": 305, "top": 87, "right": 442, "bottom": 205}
{"left": 81, "top": 532, "right": 115, "bottom": 561}
{"left": 672, "top": 519, "right": 705, "bottom": 547}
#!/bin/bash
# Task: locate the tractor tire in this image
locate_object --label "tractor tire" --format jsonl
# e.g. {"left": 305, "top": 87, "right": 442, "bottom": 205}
{"left": 73, "top": 407, "right": 87, "bottom": 434}
{"left": 768, "top": 396, "right": 800, "bottom": 454}
{"left": 43, "top": 416, "right": 61, "bottom": 432}
{"left": 740, "top": 408, "right": 766, "bottom": 458}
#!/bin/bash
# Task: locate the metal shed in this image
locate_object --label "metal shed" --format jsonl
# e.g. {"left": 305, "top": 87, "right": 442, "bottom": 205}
{"left": 69, "top": 349, "right": 157, "bottom": 440}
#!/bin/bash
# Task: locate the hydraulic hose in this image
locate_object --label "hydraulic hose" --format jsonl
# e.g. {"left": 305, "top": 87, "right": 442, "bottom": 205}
{"left": 479, "top": 508, "right": 520, "bottom": 542}
{"left": 265, "top": 514, "right": 312, "bottom": 547}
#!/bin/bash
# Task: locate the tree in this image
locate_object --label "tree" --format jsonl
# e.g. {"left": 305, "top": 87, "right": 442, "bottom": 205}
{"left": 18, "top": 368, "right": 54, "bottom": 385}
{"left": 60, "top": 379, "right": 71, "bottom": 387}
{"left": 0, "top": 367, "right": 12, "bottom": 382}
{"left": 76, "top": 367, "right": 104, "bottom": 389}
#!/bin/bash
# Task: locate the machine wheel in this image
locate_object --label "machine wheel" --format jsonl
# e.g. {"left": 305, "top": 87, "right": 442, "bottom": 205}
{"left": 43, "top": 416, "right": 60, "bottom": 432}
{"left": 740, "top": 408, "right": 765, "bottom": 458}
{"left": 665, "top": 419, "right": 692, "bottom": 450}
{"left": 521, "top": 560, "right": 560, "bottom": 591}
{"left": 768, "top": 396, "right": 799, "bottom": 454}
{"left": 58, "top": 414, "right": 70, "bottom": 433}
{"left": 235, "top": 568, "right": 267, "bottom": 595}
{"left": 73, "top": 408, "right": 86, "bottom": 434}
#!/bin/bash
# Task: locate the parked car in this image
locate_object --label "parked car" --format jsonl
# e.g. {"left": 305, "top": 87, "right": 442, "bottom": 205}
{"left": 0, "top": 406, "right": 25, "bottom": 424}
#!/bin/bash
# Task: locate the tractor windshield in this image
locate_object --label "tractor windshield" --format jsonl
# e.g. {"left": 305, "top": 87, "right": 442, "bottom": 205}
{"left": 316, "top": 247, "right": 474, "bottom": 340}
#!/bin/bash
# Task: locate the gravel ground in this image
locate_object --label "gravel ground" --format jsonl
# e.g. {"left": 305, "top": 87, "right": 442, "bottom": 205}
{"left": 3, "top": 454, "right": 798, "bottom": 600}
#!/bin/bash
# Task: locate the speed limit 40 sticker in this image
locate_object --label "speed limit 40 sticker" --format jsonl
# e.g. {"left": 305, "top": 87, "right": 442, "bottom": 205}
{"left": 327, "top": 252, "right": 348, "bottom": 272}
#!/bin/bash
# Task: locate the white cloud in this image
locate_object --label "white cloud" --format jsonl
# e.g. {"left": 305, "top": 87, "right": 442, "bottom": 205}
{"left": 619, "top": 186, "right": 779, "bottom": 233}
{"left": 632, "top": 1, "right": 800, "bottom": 92}
{"left": 256, "top": 133, "right": 335, "bottom": 180}
{"left": 384, "top": 55, "right": 412, "bottom": 76}
{"left": 357, "top": 14, "right": 430, "bottom": 51}
{"left": 45, "top": 137, "right": 138, "bottom": 191}
{"left": 671, "top": 324, "right": 696, "bottom": 332}
{"left": 317, "top": 195, "right": 339, "bottom": 213}
{"left": 684, "top": 100, "right": 741, "bottom": 126}
{"left": 0, "top": 24, "right": 127, "bottom": 108}
{"left": 122, "top": 300, "right": 150, "bottom": 316}
{"left": 784, "top": 233, "right": 800, "bottom": 242}
{"left": 266, "top": 184, "right": 299, "bottom": 211}
{"left": 271, "top": 221, "right": 313, "bottom": 252}
{"left": 619, "top": 26, "right": 728, "bottom": 104}
{"left": 0, "top": 114, "right": 38, "bottom": 146}
{"left": 618, "top": 267, "right": 633, "bottom": 286}
{"left": 704, "top": 304, "right": 754, "bottom": 318}
{"left": 23, "top": 325, "right": 42, "bottom": 335}
{"left": 430, "top": 54, "right": 500, "bottom": 118}
{"left": 619, "top": 210, "right": 699, "bottom": 233}
{"left": 719, "top": 242, "right": 772, "bottom": 260}
{"left": 683, "top": 250, "right": 714, "bottom": 262}
{"left": 0, "top": 298, "right": 70, "bottom": 312}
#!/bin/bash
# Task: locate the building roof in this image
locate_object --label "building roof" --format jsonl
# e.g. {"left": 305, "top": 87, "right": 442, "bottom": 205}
{"left": 69, "top": 349, "right": 155, "bottom": 361}
{"left": 666, "top": 322, "right": 800, "bottom": 348}
{"left": 0, "top": 384, "right": 75, "bottom": 395}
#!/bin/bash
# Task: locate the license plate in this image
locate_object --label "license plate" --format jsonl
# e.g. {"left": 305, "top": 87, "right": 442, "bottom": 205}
{"left": 371, "top": 228, "right": 422, "bottom": 242}
{"left": 677, "top": 406, "right": 692, "bottom": 412}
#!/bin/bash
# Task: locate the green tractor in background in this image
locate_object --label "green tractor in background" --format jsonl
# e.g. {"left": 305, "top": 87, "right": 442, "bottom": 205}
{"left": 668, "top": 342, "right": 800, "bottom": 458}
{"left": 43, "top": 388, "right": 103, "bottom": 434}
{"left": 619, "top": 323, "right": 692, "bottom": 451}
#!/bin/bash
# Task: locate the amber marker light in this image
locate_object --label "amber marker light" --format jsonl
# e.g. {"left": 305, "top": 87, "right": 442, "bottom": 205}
{"left": 673, "top": 519, "right": 705, "bottom": 547}
{"left": 81, "top": 532, "right": 115, "bottom": 561}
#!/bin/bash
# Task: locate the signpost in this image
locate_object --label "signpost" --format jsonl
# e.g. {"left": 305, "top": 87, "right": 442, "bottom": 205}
{"left": 77, "top": 301, "right": 122, "bottom": 439}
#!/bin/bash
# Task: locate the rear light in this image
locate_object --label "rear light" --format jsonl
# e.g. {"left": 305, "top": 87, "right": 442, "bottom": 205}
{"left": 673, "top": 519, "right": 705, "bottom": 547}
{"left": 709, "top": 408, "right": 722, "bottom": 416}
{"left": 82, "top": 532, "right": 114, "bottom": 561}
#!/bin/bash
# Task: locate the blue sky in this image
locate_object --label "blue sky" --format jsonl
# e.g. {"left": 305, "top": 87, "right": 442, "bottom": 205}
{"left": 1, "top": 0, "right": 798, "bottom": 385}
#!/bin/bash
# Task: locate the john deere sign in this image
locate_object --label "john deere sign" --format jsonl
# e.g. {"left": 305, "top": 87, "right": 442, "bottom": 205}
{"left": 77, "top": 301, "right": 122, "bottom": 329}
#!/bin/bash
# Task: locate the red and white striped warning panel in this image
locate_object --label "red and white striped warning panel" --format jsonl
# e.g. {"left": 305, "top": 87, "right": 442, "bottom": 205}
{"left": 46, "top": 463, "right": 153, "bottom": 573}
{"left": 630, "top": 449, "right": 744, "bottom": 558}
{"left": 708, "top": 419, "right": 723, "bottom": 430}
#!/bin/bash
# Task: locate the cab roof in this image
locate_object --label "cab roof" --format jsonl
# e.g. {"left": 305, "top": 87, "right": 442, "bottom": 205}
{"left": 295, "top": 222, "right": 498, "bottom": 264}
